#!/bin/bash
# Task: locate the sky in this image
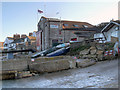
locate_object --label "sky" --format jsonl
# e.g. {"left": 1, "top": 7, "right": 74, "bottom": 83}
{"left": 0, "top": 0, "right": 119, "bottom": 42}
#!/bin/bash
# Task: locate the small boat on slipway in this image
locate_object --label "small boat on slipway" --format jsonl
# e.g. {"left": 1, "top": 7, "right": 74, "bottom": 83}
{"left": 31, "top": 43, "right": 70, "bottom": 58}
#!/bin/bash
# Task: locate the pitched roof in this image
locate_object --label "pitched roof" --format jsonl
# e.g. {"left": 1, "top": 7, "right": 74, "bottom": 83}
{"left": 41, "top": 16, "right": 94, "bottom": 28}
{"left": 62, "top": 21, "right": 94, "bottom": 29}
{"left": 11, "top": 38, "right": 25, "bottom": 44}
{"left": 27, "top": 36, "right": 36, "bottom": 40}
{"left": 7, "top": 37, "right": 14, "bottom": 40}
{"left": 101, "top": 20, "right": 120, "bottom": 32}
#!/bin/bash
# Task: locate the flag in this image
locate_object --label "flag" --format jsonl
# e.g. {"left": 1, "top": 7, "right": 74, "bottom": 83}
{"left": 38, "top": 9, "right": 43, "bottom": 14}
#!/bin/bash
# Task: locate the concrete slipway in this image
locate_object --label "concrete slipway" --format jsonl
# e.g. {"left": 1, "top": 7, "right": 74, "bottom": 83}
{"left": 2, "top": 59, "right": 119, "bottom": 88}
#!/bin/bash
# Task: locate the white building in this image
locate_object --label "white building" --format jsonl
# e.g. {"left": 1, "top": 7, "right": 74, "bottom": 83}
{"left": 101, "top": 20, "right": 119, "bottom": 43}
{"left": 3, "top": 37, "right": 14, "bottom": 49}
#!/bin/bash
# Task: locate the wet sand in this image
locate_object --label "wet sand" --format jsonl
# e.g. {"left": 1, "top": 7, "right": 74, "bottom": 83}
{"left": 2, "top": 59, "right": 119, "bottom": 88}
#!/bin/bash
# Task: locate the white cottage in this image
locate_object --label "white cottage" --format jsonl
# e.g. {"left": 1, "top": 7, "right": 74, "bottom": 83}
{"left": 101, "top": 20, "right": 120, "bottom": 43}
{"left": 3, "top": 37, "right": 14, "bottom": 49}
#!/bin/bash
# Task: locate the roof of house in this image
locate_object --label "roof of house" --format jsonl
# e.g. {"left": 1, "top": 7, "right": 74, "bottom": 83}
{"left": 7, "top": 37, "right": 14, "bottom": 40}
{"left": 62, "top": 21, "right": 94, "bottom": 29}
{"left": 27, "top": 36, "right": 36, "bottom": 40}
{"left": 41, "top": 16, "right": 94, "bottom": 28}
{"left": 0, "top": 42, "right": 4, "bottom": 47}
{"left": 101, "top": 20, "right": 120, "bottom": 32}
{"left": 11, "top": 38, "right": 25, "bottom": 44}
{"left": 33, "top": 31, "right": 37, "bottom": 33}
{"left": 62, "top": 27, "right": 101, "bottom": 33}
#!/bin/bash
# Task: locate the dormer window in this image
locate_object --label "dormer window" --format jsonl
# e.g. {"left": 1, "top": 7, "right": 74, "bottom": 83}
{"left": 83, "top": 25, "right": 88, "bottom": 28}
{"left": 73, "top": 24, "right": 79, "bottom": 27}
{"left": 63, "top": 24, "right": 68, "bottom": 27}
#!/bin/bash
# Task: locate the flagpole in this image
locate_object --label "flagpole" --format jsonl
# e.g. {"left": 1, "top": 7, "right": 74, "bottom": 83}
{"left": 37, "top": 9, "right": 38, "bottom": 31}
{"left": 37, "top": 9, "right": 39, "bottom": 31}
{"left": 44, "top": 4, "right": 46, "bottom": 17}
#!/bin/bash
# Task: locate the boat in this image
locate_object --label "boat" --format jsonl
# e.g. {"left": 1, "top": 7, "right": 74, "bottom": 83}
{"left": 31, "top": 43, "right": 70, "bottom": 58}
{"left": 46, "top": 46, "right": 70, "bottom": 57}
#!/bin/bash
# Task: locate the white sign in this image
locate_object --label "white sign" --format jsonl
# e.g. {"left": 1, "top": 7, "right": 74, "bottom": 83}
{"left": 50, "top": 24, "right": 58, "bottom": 28}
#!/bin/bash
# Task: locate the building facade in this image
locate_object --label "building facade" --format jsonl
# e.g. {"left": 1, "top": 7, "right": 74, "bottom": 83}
{"left": 37, "top": 16, "right": 98, "bottom": 51}
{"left": 101, "top": 20, "right": 119, "bottom": 43}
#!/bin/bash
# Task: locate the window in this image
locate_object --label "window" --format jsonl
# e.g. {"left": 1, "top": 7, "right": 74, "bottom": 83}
{"left": 73, "top": 24, "right": 79, "bottom": 27}
{"left": 83, "top": 25, "right": 88, "bottom": 28}
{"left": 63, "top": 24, "right": 68, "bottom": 27}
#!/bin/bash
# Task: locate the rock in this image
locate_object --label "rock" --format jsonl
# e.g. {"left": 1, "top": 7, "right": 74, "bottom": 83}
{"left": 69, "top": 60, "right": 76, "bottom": 69}
{"left": 17, "top": 71, "right": 32, "bottom": 79}
{"left": 90, "top": 42, "right": 96, "bottom": 46}
{"left": 96, "top": 44, "right": 105, "bottom": 50}
{"left": 82, "top": 55, "right": 97, "bottom": 59}
{"left": 80, "top": 49, "right": 90, "bottom": 55}
{"left": 104, "top": 55, "right": 115, "bottom": 60}
{"left": 90, "top": 47, "right": 97, "bottom": 55}
{"left": 97, "top": 54, "right": 104, "bottom": 61}
{"left": 89, "top": 46, "right": 96, "bottom": 50}
{"left": 76, "top": 59, "right": 96, "bottom": 68}
{"left": 96, "top": 50, "right": 104, "bottom": 55}
{"left": 29, "top": 59, "right": 73, "bottom": 73}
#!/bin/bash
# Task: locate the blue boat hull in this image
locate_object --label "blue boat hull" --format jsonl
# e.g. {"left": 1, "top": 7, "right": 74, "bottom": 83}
{"left": 47, "top": 47, "right": 70, "bottom": 57}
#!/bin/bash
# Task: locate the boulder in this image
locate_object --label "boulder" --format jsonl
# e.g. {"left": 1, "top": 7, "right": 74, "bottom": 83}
{"left": 82, "top": 54, "right": 97, "bottom": 59}
{"left": 97, "top": 54, "right": 104, "bottom": 61}
{"left": 90, "top": 47, "right": 97, "bottom": 55}
{"left": 80, "top": 49, "right": 90, "bottom": 55}
{"left": 29, "top": 59, "right": 76, "bottom": 73}
{"left": 96, "top": 50, "right": 104, "bottom": 55}
{"left": 96, "top": 44, "right": 105, "bottom": 50}
{"left": 76, "top": 59, "right": 96, "bottom": 68}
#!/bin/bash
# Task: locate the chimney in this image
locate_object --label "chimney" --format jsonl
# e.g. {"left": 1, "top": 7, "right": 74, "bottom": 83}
{"left": 29, "top": 33, "right": 33, "bottom": 36}
{"left": 21, "top": 34, "right": 27, "bottom": 38}
{"left": 13, "top": 34, "right": 20, "bottom": 40}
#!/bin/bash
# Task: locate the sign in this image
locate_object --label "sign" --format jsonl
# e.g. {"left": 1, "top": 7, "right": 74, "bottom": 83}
{"left": 50, "top": 24, "right": 58, "bottom": 28}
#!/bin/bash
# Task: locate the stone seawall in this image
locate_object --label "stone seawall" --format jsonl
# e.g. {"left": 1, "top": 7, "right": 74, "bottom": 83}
{"left": 1, "top": 58, "right": 30, "bottom": 72}
{"left": 0, "top": 56, "right": 96, "bottom": 80}
{"left": 0, "top": 56, "right": 76, "bottom": 80}
{"left": 29, "top": 56, "right": 76, "bottom": 73}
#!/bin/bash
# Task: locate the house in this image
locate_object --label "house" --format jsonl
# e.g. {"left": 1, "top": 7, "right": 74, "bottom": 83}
{"left": 24, "top": 36, "right": 36, "bottom": 50}
{"left": 32, "top": 31, "right": 37, "bottom": 37}
{"left": 9, "top": 35, "right": 36, "bottom": 50}
{"left": 62, "top": 26, "right": 100, "bottom": 43}
{"left": 93, "top": 22, "right": 109, "bottom": 43}
{"left": 37, "top": 16, "right": 99, "bottom": 51}
{"left": 0, "top": 42, "right": 4, "bottom": 51}
{"left": 101, "top": 20, "right": 120, "bottom": 43}
{"left": 29, "top": 31, "right": 37, "bottom": 37}
{"left": 3, "top": 37, "right": 14, "bottom": 49}
{"left": 9, "top": 38, "right": 25, "bottom": 50}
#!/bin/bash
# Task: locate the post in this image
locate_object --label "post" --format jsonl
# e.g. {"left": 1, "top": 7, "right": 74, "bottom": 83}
{"left": 7, "top": 53, "right": 14, "bottom": 59}
{"left": 118, "top": 26, "right": 120, "bottom": 56}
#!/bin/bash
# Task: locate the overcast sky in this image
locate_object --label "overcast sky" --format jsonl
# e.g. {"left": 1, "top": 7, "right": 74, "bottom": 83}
{"left": 1, "top": 0, "right": 119, "bottom": 42}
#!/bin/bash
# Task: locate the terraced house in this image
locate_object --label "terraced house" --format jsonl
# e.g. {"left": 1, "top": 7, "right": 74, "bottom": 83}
{"left": 37, "top": 16, "right": 100, "bottom": 51}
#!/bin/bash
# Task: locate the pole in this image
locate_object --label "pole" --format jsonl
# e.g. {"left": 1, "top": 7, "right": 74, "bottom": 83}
{"left": 37, "top": 9, "right": 38, "bottom": 31}
{"left": 118, "top": 26, "right": 120, "bottom": 56}
{"left": 44, "top": 4, "right": 46, "bottom": 17}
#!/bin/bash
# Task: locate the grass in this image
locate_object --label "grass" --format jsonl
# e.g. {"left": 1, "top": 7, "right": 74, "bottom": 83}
{"left": 67, "top": 45, "right": 91, "bottom": 56}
